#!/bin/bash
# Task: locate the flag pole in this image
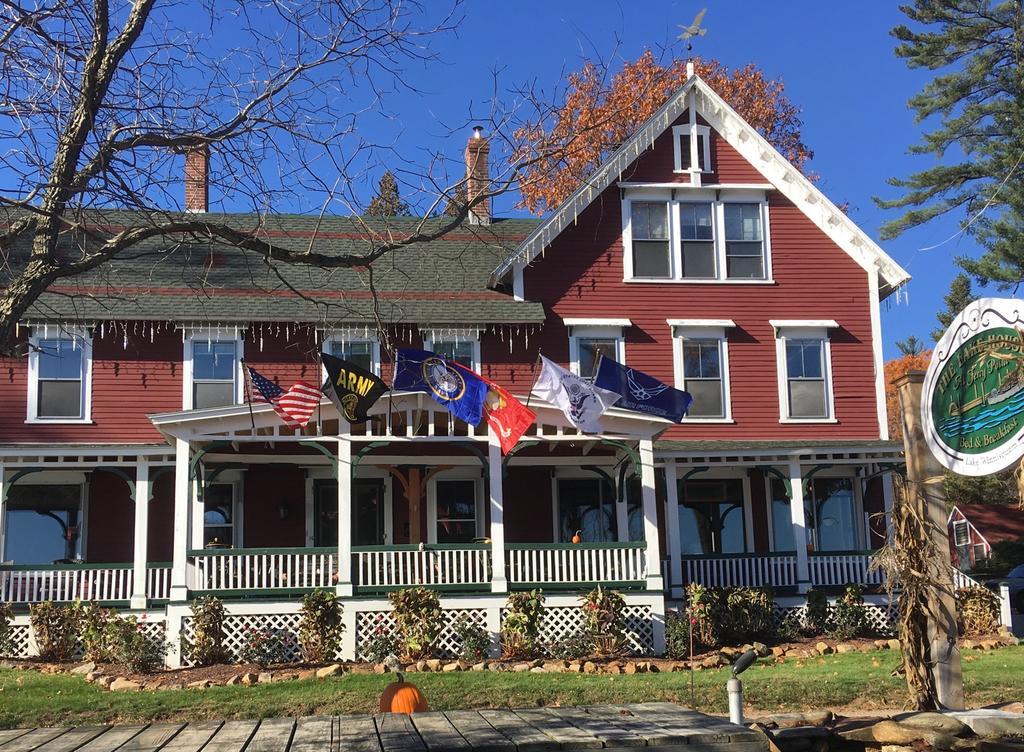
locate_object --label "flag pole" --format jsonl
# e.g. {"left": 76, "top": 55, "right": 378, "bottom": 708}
{"left": 241, "top": 359, "right": 257, "bottom": 432}
{"left": 524, "top": 348, "right": 543, "bottom": 410}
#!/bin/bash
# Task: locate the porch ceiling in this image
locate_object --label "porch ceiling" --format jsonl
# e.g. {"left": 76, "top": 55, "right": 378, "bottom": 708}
{"left": 656, "top": 438, "right": 905, "bottom": 466}
{"left": 148, "top": 389, "right": 672, "bottom": 444}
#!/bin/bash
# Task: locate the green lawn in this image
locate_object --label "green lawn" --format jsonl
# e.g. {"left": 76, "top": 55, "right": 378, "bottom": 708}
{"left": 1, "top": 648, "right": 1022, "bottom": 729}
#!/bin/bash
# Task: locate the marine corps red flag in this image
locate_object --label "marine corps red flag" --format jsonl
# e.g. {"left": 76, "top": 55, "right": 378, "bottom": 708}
{"left": 454, "top": 364, "right": 535, "bottom": 454}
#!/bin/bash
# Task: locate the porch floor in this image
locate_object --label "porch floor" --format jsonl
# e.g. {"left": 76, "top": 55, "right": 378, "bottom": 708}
{"left": 0, "top": 704, "right": 765, "bottom": 752}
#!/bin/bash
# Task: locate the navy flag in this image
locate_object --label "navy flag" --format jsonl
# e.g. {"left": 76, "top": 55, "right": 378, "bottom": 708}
{"left": 393, "top": 348, "right": 488, "bottom": 426}
{"left": 321, "top": 352, "right": 388, "bottom": 422}
{"left": 594, "top": 357, "right": 692, "bottom": 423}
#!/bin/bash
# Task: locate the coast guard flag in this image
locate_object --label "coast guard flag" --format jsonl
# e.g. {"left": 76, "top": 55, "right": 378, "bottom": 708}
{"left": 393, "top": 348, "right": 488, "bottom": 426}
{"left": 594, "top": 357, "right": 692, "bottom": 423}
{"left": 532, "top": 355, "right": 620, "bottom": 433}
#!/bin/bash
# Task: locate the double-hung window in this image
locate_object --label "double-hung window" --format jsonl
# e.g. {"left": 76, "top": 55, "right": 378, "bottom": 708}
{"left": 28, "top": 328, "right": 92, "bottom": 422}
{"left": 629, "top": 201, "right": 671, "bottom": 278}
{"left": 670, "top": 320, "right": 733, "bottom": 421}
{"left": 565, "top": 319, "right": 629, "bottom": 381}
{"left": 185, "top": 335, "right": 242, "bottom": 410}
{"left": 772, "top": 321, "right": 837, "bottom": 422}
{"left": 423, "top": 329, "right": 481, "bottom": 371}
{"left": 325, "top": 332, "right": 380, "bottom": 374}
{"left": 624, "top": 193, "right": 770, "bottom": 282}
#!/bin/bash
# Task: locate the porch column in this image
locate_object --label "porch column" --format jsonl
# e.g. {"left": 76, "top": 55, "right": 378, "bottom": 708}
{"left": 615, "top": 492, "right": 630, "bottom": 543}
{"left": 787, "top": 461, "right": 811, "bottom": 593}
{"left": 639, "top": 439, "right": 663, "bottom": 591}
{"left": 663, "top": 460, "right": 683, "bottom": 599}
{"left": 0, "top": 463, "right": 6, "bottom": 564}
{"left": 130, "top": 461, "right": 150, "bottom": 610}
{"left": 881, "top": 469, "right": 895, "bottom": 543}
{"left": 487, "top": 434, "right": 507, "bottom": 593}
{"left": 335, "top": 438, "right": 353, "bottom": 597}
{"left": 170, "top": 438, "right": 191, "bottom": 601}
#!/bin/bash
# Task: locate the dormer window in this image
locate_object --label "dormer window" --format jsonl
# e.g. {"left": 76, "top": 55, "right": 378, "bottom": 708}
{"left": 673, "top": 124, "right": 711, "bottom": 173}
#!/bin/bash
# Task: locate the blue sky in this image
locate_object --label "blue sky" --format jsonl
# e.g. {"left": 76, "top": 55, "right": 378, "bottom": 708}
{"left": 355, "top": 1, "right": 978, "bottom": 361}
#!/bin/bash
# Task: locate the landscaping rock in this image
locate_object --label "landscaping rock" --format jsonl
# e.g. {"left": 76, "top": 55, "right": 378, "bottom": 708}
{"left": 835, "top": 643, "right": 856, "bottom": 654}
{"left": 980, "top": 640, "right": 1000, "bottom": 651}
{"left": 240, "top": 672, "right": 259, "bottom": 686}
{"left": 976, "top": 741, "right": 1024, "bottom": 752}
{"left": 425, "top": 659, "right": 442, "bottom": 672}
{"left": 70, "top": 661, "right": 96, "bottom": 675}
{"left": 815, "top": 642, "right": 833, "bottom": 655}
{"left": 839, "top": 720, "right": 957, "bottom": 749}
{"left": 298, "top": 669, "right": 317, "bottom": 681}
{"left": 949, "top": 711, "right": 1024, "bottom": 739}
{"left": 760, "top": 711, "right": 834, "bottom": 729}
{"left": 187, "top": 679, "right": 212, "bottom": 689}
{"left": 416, "top": 660, "right": 428, "bottom": 673}
{"left": 886, "top": 639, "right": 902, "bottom": 651}
{"left": 84, "top": 671, "right": 102, "bottom": 683}
{"left": 721, "top": 646, "right": 739, "bottom": 658}
{"left": 543, "top": 661, "right": 566, "bottom": 673}
{"left": 875, "top": 639, "right": 891, "bottom": 649}
{"left": 258, "top": 672, "right": 273, "bottom": 683}
{"left": 110, "top": 677, "right": 142, "bottom": 692}
{"left": 962, "top": 640, "right": 977, "bottom": 651}
{"left": 471, "top": 662, "right": 487, "bottom": 672}
{"left": 275, "top": 672, "right": 298, "bottom": 683}
{"left": 702, "top": 654, "right": 727, "bottom": 669}
{"left": 315, "top": 664, "right": 341, "bottom": 679}
{"left": 442, "top": 662, "right": 462, "bottom": 672}
{"left": 373, "top": 663, "right": 388, "bottom": 674}
{"left": 566, "top": 661, "right": 582, "bottom": 673}
{"left": 752, "top": 642, "right": 769, "bottom": 657}
{"left": 771, "top": 647, "right": 787, "bottom": 659}
{"left": 583, "top": 661, "right": 598, "bottom": 674}
{"left": 623, "top": 662, "right": 638, "bottom": 675}
{"left": 605, "top": 664, "right": 623, "bottom": 675}
{"left": 529, "top": 667, "right": 546, "bottom": 673}
{"left": 96, "top": 676, "right": 114, "bottom": 689}
{"left": 513, "top": 662, "right": 532, "bottom": 673}
{"left": 225, "top": 675, "right": 242, "bottom": 686}
{"left": 890, "top": 712, "right": 969, "bottom": 736}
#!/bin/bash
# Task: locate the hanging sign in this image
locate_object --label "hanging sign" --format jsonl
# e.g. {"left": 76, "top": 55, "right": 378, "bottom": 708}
{"left": 923, "top": 297, "right": 1024, "bottom": 476}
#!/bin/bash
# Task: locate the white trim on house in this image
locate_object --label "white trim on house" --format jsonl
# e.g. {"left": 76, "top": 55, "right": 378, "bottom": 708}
{"left": 26, "top": 326, "right": 93, "bottom": 424}
{"left": 490, "top": 74, "right": 910, "bottom": 298}
{"left": 566, "top": 323, "right": 627, "bottom": 377}
{"left": 867, "top": 270, "right": 889, "bottom": 439}
{"left": 674, "top": 467, "right": 753, "bottom": 555}
{"left": 426, "top": 468, "right": 485, "bottom": 545}
{"left": 772, "top": 323, "right": 837, "bottom": 424}
{"left": 672, "top": 124, "right": 712, "bottom": 173}
{"left": 562, "top": 318, "right": 633, "bottom": 328}
{"left": 769, "top": 319, "right": 840, "bottom": 332}
{"left": 670, "top": 321, "right": 733, "bottom": 423}
{"left": 321, "top": 330, "right": 382, "bottom": 375}
{"left": 182, "top": 330, "right": 245, "bottom": 410}
{"left": 422, "top": 329, "right": 482, "bottom": 371}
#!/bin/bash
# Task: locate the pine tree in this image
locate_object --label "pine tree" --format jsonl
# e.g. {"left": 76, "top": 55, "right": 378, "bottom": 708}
{"left": 443, "top": 183, "right": 467, "bottom": 218}
{"left": 896, "top": 336, "right": 926, "bottom": 356}
{"left": 933, "top": 273, "right": 975, "bottom": 341}
{"left": 366, "top": 171, "right": 409, "bottom": 217}
{"left": 877, "top": 1, "right": 1024, "bottom": 288}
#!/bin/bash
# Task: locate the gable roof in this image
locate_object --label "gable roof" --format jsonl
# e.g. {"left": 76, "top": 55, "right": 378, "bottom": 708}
{"left": 489, "top": 74, "right": 911, "bottom": 298}
{"left": 953, "top": 504, "right": 1024, "bottom": 547}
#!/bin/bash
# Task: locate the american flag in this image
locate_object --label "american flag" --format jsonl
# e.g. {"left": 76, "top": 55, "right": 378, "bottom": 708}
{"left": 246, "top": 366, "right": 321, "bottom": 428}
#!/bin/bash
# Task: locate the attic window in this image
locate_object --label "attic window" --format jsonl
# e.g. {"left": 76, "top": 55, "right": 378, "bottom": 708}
{"left": 673, "top": 124, "right": 711, "bottom": 173}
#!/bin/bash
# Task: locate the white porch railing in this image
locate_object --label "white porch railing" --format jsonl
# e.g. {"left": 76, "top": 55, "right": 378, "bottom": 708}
{"left": 353, "top": 544, "right": 491, "bottom": 591}
{"left": 146, "top": 564, "right": 173, "bottom": 601}
{"left": 682, "top": 553, "right": 798, "bottom": 589}
{"left": 809, "top": 551, "right": 884, "bottom": 587}
{"left": 189, "top": 547, "right": 337, "bottom": 593}
{"left": 953, "top": 569, "right": 983, "bottom": 590}
{"left": 505, "top": 542, "right": 648, "bottom": 587}
{"left": 0, "top": 563, "right": 133, "bottom": 603}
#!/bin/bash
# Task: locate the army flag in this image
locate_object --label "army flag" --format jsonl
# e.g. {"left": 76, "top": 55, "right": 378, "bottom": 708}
{"left": 321, "top": 352, "right": 388, "bottom": 422}
{"left": 532, "top": 355, "right": 620, "bottom": 433}
{"left": 594, "top": 357, "right": 692, "bottom": 423}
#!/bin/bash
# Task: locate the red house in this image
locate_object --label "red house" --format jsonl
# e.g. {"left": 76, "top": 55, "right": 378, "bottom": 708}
{"left": 0, "top": 69, "right": 909, "bottom": 663}
{"left": 948, "top": 504, "right": 1024, "bottom": 571}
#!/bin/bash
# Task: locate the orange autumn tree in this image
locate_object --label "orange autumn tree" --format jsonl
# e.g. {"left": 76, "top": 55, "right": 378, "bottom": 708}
{"left": 885, "top": 351, "right": 932, "bottom": 441}
{"left": 516, "top": 52, "right": 813, "bottom": 214}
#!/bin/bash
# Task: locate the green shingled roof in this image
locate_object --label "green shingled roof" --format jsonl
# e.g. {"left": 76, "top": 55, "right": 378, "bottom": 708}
{"left": 8, "top": 211, "right": 544, "bottom": 325}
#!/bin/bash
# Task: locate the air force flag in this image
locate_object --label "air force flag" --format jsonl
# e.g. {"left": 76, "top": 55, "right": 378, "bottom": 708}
{"left": 393, "top": 348, "right": 488, "bottom": 426}
{"left": 594, "top": 357, "right": 692, "bottom": 423}
{"left": 532, "top": 356, "right": 620, "bottom": 433}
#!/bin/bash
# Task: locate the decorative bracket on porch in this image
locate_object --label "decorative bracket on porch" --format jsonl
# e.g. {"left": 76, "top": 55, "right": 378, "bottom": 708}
{"left": 298, "top": 440, "right": 339, "bottom": 480}
{"left": 861, "top": 462, "right": 906, "bottom": 482}
{"left": 801, "top": 464, "right": 834, "bottom": 496}
{"left": 501, "top": 440, "right": 540, "bottom": 478}
{"left": 93, "top": 466, "right": 136, "bottom": 501}
{"left": 148, "top": 466, "right": 175, "bottom": 501}
{"left": 680, "top": 466, "right": 710, "bottom": 483}
{"left": 352, "top": 441, "right": 390, "bottom": 472}
{"left": 755, "top": 465, "right": 792, "bottom": 499}
{"left": 1, "top": 468, "right": 44, "bottom": 501}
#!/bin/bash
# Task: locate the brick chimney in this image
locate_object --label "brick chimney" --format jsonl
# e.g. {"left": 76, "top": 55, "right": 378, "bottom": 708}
{"left": 184, "top": 145, "right": 209, "bottom": 213}
{"left": 465, "top": 126, "right": 490, "bottom": 225}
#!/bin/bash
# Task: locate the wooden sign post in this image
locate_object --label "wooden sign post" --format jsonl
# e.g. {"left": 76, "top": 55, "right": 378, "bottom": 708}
{"left": 893, "top": 371, "right": 964, "bottom": 710}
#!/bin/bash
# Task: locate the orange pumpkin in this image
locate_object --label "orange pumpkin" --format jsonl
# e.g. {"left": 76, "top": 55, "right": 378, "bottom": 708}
{"left": 379, "top": 674, "right": 428, "bottom": 714}
{"left": 571, "top": 530, "right": 582, "bottom": 545}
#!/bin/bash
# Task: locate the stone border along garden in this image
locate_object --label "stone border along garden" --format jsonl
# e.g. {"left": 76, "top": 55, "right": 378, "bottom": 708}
{"left": 0, "top": 583, "right": 1015, "bottom": 694}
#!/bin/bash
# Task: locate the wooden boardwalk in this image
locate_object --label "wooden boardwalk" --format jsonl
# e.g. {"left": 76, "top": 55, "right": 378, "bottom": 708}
{"left": 0, "top": 704, "right": 766, "bottom": 752}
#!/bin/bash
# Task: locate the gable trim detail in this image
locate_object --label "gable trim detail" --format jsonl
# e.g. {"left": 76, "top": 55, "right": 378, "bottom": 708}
{"left": 490, "top": 74, "right": 910, "bottom": 298}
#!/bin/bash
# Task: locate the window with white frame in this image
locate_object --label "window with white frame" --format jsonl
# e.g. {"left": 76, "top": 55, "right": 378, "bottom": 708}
{"left": 566, "top": 320, "right": 628, "bottom": 380}
{"left": 325, "top": 333, "right": 380, "bottom": 374}
{"left": 423, "top": 330, "right": 480, "bottom": 370}
{"left": 629, "top": 201, "right": 671, "bottom": 278}
{"left": 773, "top": 322, "right": 836, "bottom": 421}
{"left": 2, "top": 483, "right": 84, "bottom": 563}
{"left": 28, "top": 328, "right": 92, "bottom": 421}
{"left": 673, "top": 124, "right": 711, "bottom": 172}
{"left": 952, "top": 519, "right": 970, "bottom": 547}
{"left": 431, "top": 478, "right": 482, "bottom": 543}
{"left": 670, "top": 321, "right": 732, "bottom": 420}
{"left": 185, "top": 335, "right": 243, "bottom": 410}
{"left": 202, "top": 482, "right": 237, "bottom": 547}
{"left": 623, "top": 194, "right": 770, "bottom": 282}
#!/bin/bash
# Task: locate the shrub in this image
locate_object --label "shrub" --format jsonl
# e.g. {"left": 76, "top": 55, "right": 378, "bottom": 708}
{"left": 501, "top": 589, "right": 545, "bottom": 659}
{"left": 76, "top": 602, "right": 118, "bottom": 662}
{"left": 664, "top": 609, "right": 693, "bottom": 660}
{"left": 239, "top": 627, "right": 294, "bottom": 667}
{"left": 105, "top": 615, "right": 166, "bottom": 673}
{"left": 389, "top": 587, "right": 442, "bottom": 660}
{"left": 298, "top": 590, "right": 343, "bottom": 664}
{"left": 685, "top": 584, "right": 774, "bottom": 649}
{"left": 548, "top": 632, "right": 593, "bottom": 661}
{"left": 828, "top": 584, "right": 868, "bottom": 640}
{"left": 581, "top": 585, "right": 626, "bottom": 655}
{"left": 183, "top": 596, "right": 229, "bottom": 666}
{"left": 0, "top": 602, "right": 14, "bottom": 657}
{"left": 803, "top": 589, "right": 830, "bottom": 636}
{"left": 29, "top": 602, "right": 79, "bottom": 661}
{"left": 957, "top": 586, "right": 1000, "bottom": 636}
{"left": 363, "top": 625, "right": 401, "bottom": 664}
{"left": 454, "top": 617, "right": 490, "bottom": 662}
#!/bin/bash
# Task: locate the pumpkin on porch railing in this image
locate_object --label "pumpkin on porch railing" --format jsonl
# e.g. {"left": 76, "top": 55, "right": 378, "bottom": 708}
{"left": 379, "top": 672, "right": 428, "bottom": 714}
{"left": 571, "top": 530, "right": 582, "bottom": 545}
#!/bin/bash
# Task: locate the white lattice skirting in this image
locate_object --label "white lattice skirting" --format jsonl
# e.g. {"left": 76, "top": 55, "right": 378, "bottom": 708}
{"left": 500, "top": 605, "right": 655, "bottom": 656}
{"left": 355, "top": 609, "right": 487, "bottom": 661}
{"left": 771, "top": 596, "right": 900, "bottom": 637}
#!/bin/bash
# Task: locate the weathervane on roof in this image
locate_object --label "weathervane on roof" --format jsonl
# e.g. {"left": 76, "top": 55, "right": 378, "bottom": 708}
{"left": 677, "top": 8, "right": 708, "bottom": 52}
